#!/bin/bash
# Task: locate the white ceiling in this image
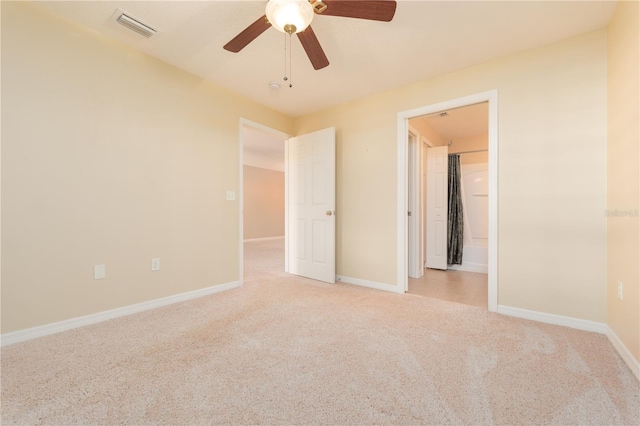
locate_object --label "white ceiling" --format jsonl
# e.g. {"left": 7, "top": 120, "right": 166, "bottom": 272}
{"left": 31, "top": 0, "right": 617, "bottom": 118}
{"left": 418, "top": 101, "right": 488, "bottom": 141}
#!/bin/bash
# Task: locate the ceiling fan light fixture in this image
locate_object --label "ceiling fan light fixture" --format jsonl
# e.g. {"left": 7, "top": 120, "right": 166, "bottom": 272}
{"left": 266, "top": 0, "right": 314, "bottom": 34}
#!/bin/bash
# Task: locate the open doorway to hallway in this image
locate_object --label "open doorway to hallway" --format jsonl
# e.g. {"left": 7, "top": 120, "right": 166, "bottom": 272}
{"left": 240, "top": 121, "right": 288, "bottom": 282}
{"left": 240, "top": 122, "right": 336, "bottom": 285}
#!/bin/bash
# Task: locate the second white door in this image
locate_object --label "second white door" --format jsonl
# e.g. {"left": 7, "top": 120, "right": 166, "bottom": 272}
{"left": 426, "top": 146, "right": 448, "bottom": 270}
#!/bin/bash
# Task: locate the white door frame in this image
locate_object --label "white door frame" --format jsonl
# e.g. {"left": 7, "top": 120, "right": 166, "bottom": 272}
{"left": 396, "top": 90, "right": 499, "bottom": 312}
{"left": 421, "top": 137, "right": 433, "bottom": 269}
{"left": 238, "top": 118, "right": 291, "bottom": 284}
{"left": 407, "top": 127, "right": 422, "bottom": 278}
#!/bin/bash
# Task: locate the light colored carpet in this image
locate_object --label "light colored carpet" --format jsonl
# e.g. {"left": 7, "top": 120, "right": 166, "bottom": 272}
{"left": 1, "top": 238, "right": 638, "bottom": 425}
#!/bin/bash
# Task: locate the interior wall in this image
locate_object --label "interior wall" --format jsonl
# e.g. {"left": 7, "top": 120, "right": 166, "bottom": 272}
{"left": 449, "top": 135, "right": 488, "bottom": 165}
{"left": 407, "top": 119, "right": 447, "bottom": 147}
{"left": 243, "top": 166, "right": 285, "bottom": 240}
{"left": 294, "top": 30, "right": 607, "bottom": 323}
{"left": 606, "top": 0, "right": 640, "bottom": 363}
{"left": 0, "top": 2, "right": 294, "bottom": 333}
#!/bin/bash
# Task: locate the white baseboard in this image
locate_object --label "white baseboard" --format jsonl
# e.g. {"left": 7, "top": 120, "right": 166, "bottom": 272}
{"left": 606, "top": 327, "right": 640, "bottom": 382}
{"left": 243, "top": 236, "right": 285, "bottom": 243}
{"left": 497, "top": 305, "right": 608, "bottom": 334}
{"left": 447, "top": 263, "right": 488, "bottom": 274}
{"left": 497, "top": 305, "right": 640, "bottom": 381}
{"left": 0, "top": 281, "right": 241, "bottom": 347}
{"left": 336, "top": 275, "right": 401, "bottom": 294}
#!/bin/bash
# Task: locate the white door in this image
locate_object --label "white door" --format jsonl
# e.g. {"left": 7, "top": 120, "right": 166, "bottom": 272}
{"left": 426, "top": 146, "right": 448, "bottom": 270}
{"left": 286, "top": 127, "right": 336, "bottom": 283}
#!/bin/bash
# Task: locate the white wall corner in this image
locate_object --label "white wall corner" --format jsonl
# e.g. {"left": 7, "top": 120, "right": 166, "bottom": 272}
{"left": 0, "top": 281, "right": 241, "bottom": 347}
{"left": 336, "top": 275, "right": 402, "bottom": 294}
{"left": 606, "top": 327, "right": 640, "bottom": 382}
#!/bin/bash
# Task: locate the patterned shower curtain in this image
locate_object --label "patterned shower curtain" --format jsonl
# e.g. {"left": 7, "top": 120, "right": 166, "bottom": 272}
{"left": 448, "top": 154, "right": 464, "bottom": 265}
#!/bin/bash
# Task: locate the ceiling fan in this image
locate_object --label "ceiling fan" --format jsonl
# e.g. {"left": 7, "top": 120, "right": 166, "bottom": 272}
{"left": 223, "top": 0, "right": 397, "bottom": 70}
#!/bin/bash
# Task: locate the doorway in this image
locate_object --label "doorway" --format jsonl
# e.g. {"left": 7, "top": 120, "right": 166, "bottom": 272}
{"left": 407, "top": 105, "right": 490, "bottom": 308}
{"left": 239, "top": 119, "right": 289, "bottom": 283}
{"left": 397, "top": 91, "right": 498, "bottom": 312}
{"left": 239, "top": 120, "right": 337, "bottom": 285}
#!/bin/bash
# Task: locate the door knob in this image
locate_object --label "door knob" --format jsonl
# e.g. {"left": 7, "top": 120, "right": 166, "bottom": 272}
{"left": 326, "top": 210, "right": 333, "bottom": 216}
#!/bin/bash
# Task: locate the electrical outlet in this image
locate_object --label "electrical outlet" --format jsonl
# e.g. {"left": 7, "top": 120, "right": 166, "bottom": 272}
{"left": 226, "top": 190, "right": 236, "bottom": 201}
{"left": 617, "top": 281, "right": 623, "bottom": 300}
{"left": 94, "top": 264, "right": 106, "bottom": 280}
{"left": 151, "top": 258, "right": 160, "bottom": 272}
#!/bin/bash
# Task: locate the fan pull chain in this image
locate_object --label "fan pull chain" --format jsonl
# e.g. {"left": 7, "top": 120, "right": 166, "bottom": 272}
{"left": 288, "top": 34, "right": 293, "bottom": 88}
{"left": 283, "top": 33, "right": 287, "bottom": 84}
{"left": 283, "top": 33, "right": 293, "bottom": 88}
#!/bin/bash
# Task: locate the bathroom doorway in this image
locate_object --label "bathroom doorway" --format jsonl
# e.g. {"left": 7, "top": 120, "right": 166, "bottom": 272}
{"left": 397, "top": 91, "right": 498, "bottom": 311}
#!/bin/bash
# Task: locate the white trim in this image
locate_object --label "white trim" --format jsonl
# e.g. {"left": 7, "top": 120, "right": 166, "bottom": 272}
{"left": 0, "top": 281, "right": 241, "bottom": 347}
{"left": 606, "top": 327, "right": 640, "bottom": 382}
{"left": 337, "top": 275, "right": 401, "bottom": 294}
{"left": 239, "top": 121, "right": 245, "bottom": 285}
{"left": 447, "top": 263, "right": 488, "bottom": 274}
{"left": 420, "top": 137, "right": 431, "bottom": 279}
{"left": 498, "top": 305, "right": 640, "bottom": 381}
{"left": 284, "top": 137, "right": 290, "bottom": 273}
{"left": 243, "top": 236, "right": 285, "bottom": 243}
{"left": 407, "top": 127, "right": 421, "bottom": 279}
{"left": 396, "top": 114, "right": 408, "bottom": 293}
{"left": 486, "top": 94, "right": 499, "bottom": 313}
{"left": 497, "top": 305, "right": 607, "bottom": 334}
{"left": 397, "top": 90, "right": 499, "bottom": 312}
{"left": 238, "top": 118, "right": 291, "bottom": 282}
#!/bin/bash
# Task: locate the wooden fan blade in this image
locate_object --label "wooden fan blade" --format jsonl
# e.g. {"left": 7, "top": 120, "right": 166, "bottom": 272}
{"left": 321, "top": 0, "right": 396, "bottom": 22}
{"left": 223, "top": 15, "right": 271, "bottom": 53}
{"left": 297, "top": 26, "right": 330, "bottom": 70}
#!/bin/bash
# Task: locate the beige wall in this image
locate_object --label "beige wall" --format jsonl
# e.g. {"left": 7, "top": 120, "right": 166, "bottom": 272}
{"left": 1, "top": 3, "right": 294, "bottom": 333}
{"left": 449, "top": 135, "right": 489, "bottom": 165}
{"left": 243, "top": 166, "right": 285, "bottom": 240}
{"left": 408, "top": 118, "right": 447, "bottom": 147}
{"left": 295, "top": 30, "right": 608, "bottom": 322}
{"left": 607, "top": 1, "right": 640, "bottom": 362}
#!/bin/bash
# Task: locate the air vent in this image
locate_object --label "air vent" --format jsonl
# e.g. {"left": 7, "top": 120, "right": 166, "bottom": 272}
{"left": 116, "top": 13, "right": 156, "bottom": 38}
